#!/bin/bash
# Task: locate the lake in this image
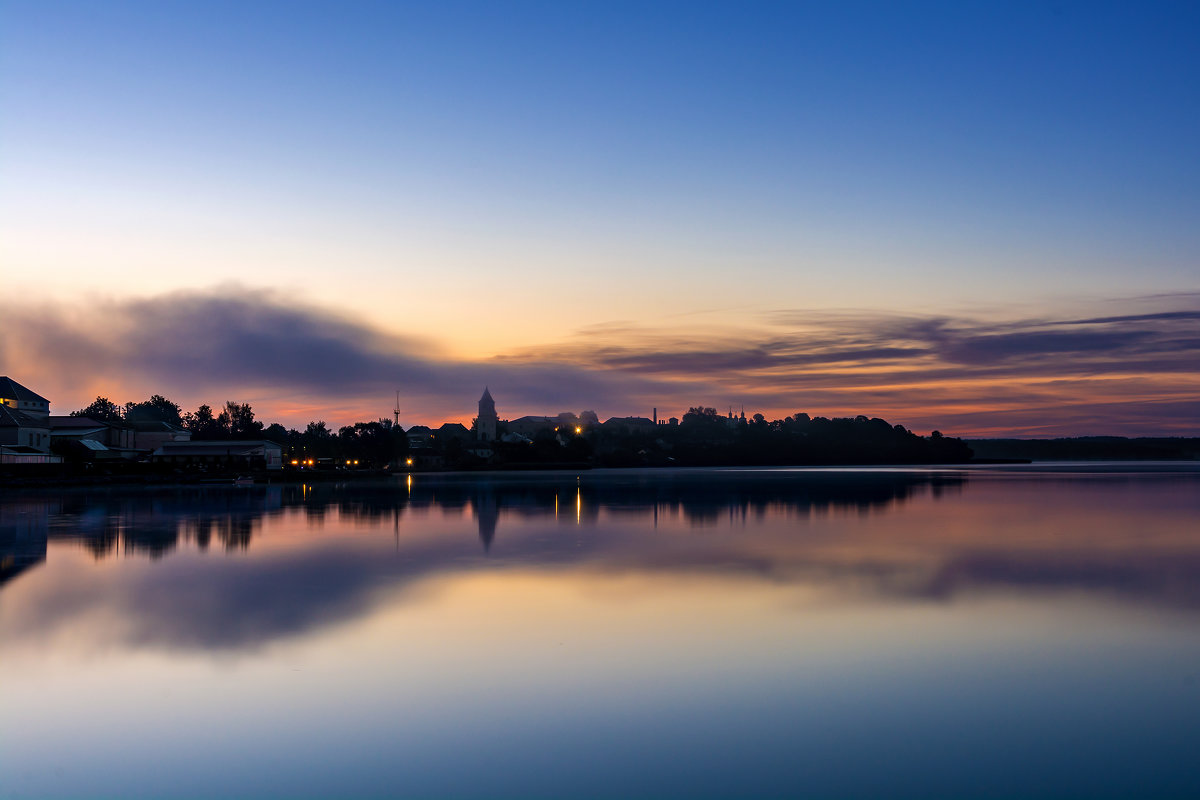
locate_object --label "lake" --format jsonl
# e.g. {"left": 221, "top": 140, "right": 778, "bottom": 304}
{"left": 2, "top": 464, "right": 1199, "bottom": 798}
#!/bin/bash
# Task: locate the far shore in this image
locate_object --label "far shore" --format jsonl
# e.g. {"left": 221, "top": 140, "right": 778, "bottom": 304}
{"left": 13, "top": 455, "right": 1200, "bottom": 492}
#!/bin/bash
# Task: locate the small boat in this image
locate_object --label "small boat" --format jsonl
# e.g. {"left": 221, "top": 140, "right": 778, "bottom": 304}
{"left": 233, "top": 476, "right": 255, "bottom": 486}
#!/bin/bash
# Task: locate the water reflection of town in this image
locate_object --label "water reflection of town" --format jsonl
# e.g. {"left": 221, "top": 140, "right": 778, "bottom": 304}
{"left": 0, "top": 487, "right": 284, "bottom": 586}
{"left": 0, "top": 471, "right": 963, "bottom": 585}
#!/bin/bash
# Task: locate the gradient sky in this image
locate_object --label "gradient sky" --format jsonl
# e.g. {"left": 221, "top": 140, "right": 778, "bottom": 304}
{"left": 2, "top": 1, "right": 1198, "bottom": 435}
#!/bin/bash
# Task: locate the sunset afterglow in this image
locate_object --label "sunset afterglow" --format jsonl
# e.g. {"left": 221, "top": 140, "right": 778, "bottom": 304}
{"left": 2, "top": 2, "right": 1196, "bottom": 435}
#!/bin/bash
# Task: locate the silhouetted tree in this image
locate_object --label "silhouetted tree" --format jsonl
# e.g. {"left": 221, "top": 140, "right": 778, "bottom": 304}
{"left": 293, "top": 420, "right": 336, "bottom": 460}
{"left": 264, "top": 423, "right": 288, "bottom": 444}
{"left": 337, "top": 420, "right": 408, "bottom": 467}
{"left": 124, "top": 395, "right": 183, "bottom": 425}
{"left": 682, "top": 407, "right": 720, "bottom": 425}
{"left": 71, "top": 396, "right": 122, "bottom": 422}
{"left": 224, "top": 402, "right": 264, "bottom": 439}
{"left": 183, "top": 404, "right": 224, "bottom": 439}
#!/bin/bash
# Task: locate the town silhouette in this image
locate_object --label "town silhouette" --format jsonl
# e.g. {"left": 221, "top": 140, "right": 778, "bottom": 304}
{"left": 7, "top": 377, "right": 1197, "bottom": 481}
{"left": 4, "top": 376, "right": 976, "bottom": 476}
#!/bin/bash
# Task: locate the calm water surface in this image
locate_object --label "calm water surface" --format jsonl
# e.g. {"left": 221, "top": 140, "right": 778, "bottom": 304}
{"left": 2, "top": 464, "right": 1199, "bottom": 798}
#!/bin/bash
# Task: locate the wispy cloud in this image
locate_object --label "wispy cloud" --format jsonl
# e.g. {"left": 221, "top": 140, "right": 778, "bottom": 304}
{"left": 1, "top": 288, "right": 1197, "bottom": 435}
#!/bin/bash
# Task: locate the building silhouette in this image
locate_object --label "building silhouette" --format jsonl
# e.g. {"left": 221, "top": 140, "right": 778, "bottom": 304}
{"left": 0, "top": 376, "right": 54, "bottom": 460}
{"left": 477, "top": 387, "right": 498, "bottom": 442}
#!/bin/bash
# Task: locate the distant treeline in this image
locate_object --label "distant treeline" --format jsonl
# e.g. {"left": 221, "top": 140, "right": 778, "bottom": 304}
{"left": 967, "top": 437, "right": 1200, "bottom": 462}
{"left": 72, "top": 395, "right": 408, "bottom": 468}
{"left": 581, "top": 408, "right": 973, "bottom": 467}
{"left": 462, "top": 408, "right": 973, "bottom": 468}
{"left": 70, "top": 396, "right": 972, "bottom": 469}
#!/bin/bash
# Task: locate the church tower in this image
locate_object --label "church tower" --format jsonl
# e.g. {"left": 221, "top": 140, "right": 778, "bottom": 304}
{"left": 477, "top": 387, "right": 498, "bottom": 441}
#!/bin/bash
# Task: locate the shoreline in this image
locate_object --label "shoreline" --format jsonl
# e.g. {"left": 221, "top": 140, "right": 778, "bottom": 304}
{"left": 14, "top": 456, "right": 1200, "bottom": 492}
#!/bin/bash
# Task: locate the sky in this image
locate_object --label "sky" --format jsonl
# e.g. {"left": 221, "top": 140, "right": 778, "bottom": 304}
{"left": 1, "top": 0, "right": 1197, "bottom": 436}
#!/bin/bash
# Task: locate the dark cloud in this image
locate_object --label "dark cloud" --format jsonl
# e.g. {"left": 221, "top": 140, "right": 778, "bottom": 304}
{"left": 0, "top": 289, "right": 665, "bottom": 414}
{"left": 942, "top": 329, "right": 1158, "bottom": 364}
{"left": 585, "top": 345, "right": 930, "bottom": 372}
{"left": 1058, "top": 310, "right": 1200, "bottom": 326}
{"left": 556, "top": 305, "right": 1200, "bottom": 381}
{"left": 1, "top": 288, "right": 1196, "bottom": 434}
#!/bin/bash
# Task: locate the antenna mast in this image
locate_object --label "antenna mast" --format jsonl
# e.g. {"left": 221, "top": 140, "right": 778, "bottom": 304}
{"left": 393, "top": 391, "right": 401, "bottom": 427}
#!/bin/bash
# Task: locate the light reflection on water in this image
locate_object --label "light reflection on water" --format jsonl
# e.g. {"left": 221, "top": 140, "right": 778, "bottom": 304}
{"left": 1, "top": 465, "right": 1199, "bottom": 799}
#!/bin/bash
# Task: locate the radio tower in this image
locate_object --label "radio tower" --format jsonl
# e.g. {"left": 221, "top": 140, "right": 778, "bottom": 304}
{"left": 393, "top": 391, "right": 401, "bottom": 428}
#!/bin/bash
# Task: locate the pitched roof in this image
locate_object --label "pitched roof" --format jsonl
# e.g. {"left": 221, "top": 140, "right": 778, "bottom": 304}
{"left": 49, "top": 416, "right": 109, "bottom": 430}
{"left": 0, "top": 377, "right": 49, "bottom": 404}
{"left": 480, "top": 387, "right": 493, "bottom": 402}
{"left": 128, "top": 420, "right": 188, "bottom": 433}
{"left": 0, "top": 404, "right": 48, "bottom": 429}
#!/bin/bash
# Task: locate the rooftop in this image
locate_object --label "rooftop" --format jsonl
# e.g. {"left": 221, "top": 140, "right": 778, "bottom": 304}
{"left": 49, "top": 416, "right": 114, "bottom": 430}
{"left": 0, "top": 376, "right": 49, "bottom": 405}
{"left": 0, "top": 404, "right": 47, "bottom": 429}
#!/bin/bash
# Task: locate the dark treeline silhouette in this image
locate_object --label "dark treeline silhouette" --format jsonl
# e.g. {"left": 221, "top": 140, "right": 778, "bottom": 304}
{"left": 278, "top": 419, "right": 408, "bottom": 469}
{"left": 69, "top": 394, "right": 409, "bottom": 470}
{"left": 661, "top": 409, "right": 973, "bottom": 466}
{"left": 68, "top": 394, "right": 966, "bottom": 472}
{"left": 474, "top": 409, "right": 971, "bottom": 468}
{"left": 182, "top": 401, "right": 265, "bottom": 439}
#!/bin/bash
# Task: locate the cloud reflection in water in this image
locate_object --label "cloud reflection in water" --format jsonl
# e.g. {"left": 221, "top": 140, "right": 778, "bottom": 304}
{"left": 2, "top": 467, "right": 1198, "bottom": 655}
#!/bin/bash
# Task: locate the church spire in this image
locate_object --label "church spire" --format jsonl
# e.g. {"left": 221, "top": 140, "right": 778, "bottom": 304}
{"left": 477, "top": 387, "right": 498, "bottom": 441}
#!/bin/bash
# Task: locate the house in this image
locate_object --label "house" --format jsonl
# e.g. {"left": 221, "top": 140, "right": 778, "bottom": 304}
{"left": 0, "top": 378, "right": 60, "bottom": 463}
{"left": 0, "top": 404, "right": 52, "bottom": 454}
{"left": 151, "top": 440, "right": 283, "bottom": 471}
{"left": 0, "top": 377, "right": 50, "bottom": 421}
{"left": 437, "top": 422, "right": 472, "bottom": 442}
{"left": 506, "top": 415, "right": 559, "bottom": 439}
{"left": 406, "top": 425, "right": 435, "bottom": 448}
{"left": 129, "top": 420, "right": 192, "bottom": 452}
{"left": 49, "top": 416, "right": 138, "bottom": 460}
{"left": 48, "top": 416, "right": 126, "bottom": 461}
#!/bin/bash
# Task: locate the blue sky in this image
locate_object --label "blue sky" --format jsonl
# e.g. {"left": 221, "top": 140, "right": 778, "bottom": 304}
{"left": 2, "top": 1, "right": 1197, "bottom": 433}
